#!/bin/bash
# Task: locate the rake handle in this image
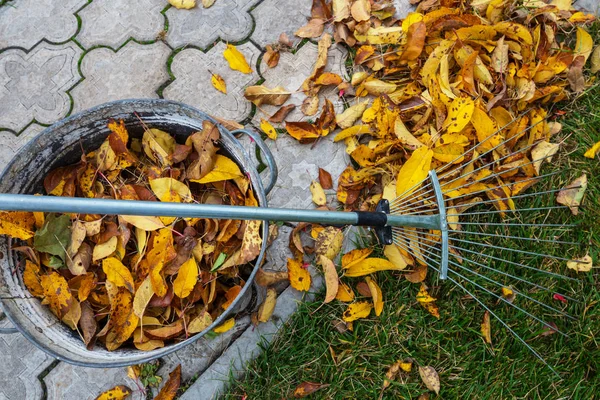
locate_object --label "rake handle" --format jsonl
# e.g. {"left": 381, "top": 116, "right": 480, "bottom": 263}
{"left": 0, "top": 194, "right": 441, "bottom": 230}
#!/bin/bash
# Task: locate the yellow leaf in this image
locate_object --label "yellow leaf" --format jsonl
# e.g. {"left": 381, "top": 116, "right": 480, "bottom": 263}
{"left": 121, "top": 215, "right": 165, "bottom": 231}
{"left": 335, "top": 282, "right": 355, "bottom": 302}
{"left": 365, "top": 277, "right": 383, "bottom": 316}
{"left": 481, "top": 310, "right": 492, "bottom": 344}
{"left": 315, "top": 226, "right": 344, "bottom": 260}
{"left": 341, "top": 248, "right": 373, "bottom": 269}
{"left": 320, "top": 255, "right": 339, "bottom": 304}
{"left": 211, "top": 73, "right": 227, "bottom": 93}
{"left": 418, "top": 366, "right": 440, "bottom": 395}
{"left": 173, "top": 257, "right": 198, "bottom": 299}
{"left": 0, "top": 212, "right": 35, "bottom": 240}
{"left": 350, "top": 0, "right": 370, "bottom": 21}
{"left": 23, "top": 261, "right": 44, "bottom": 297}
{"left": 456, "top": 25, "right": 497, "bottom": 41}
{"left": 432, "top": 143, "right": 465, "bottom": 163}
{"left": 334, "top": 125, "right": 371, "bottom": 142}
{"left": 133, "top": 276, "right": 154, "bottom": 318}
{"left": 402, "top": 12, "right": 423, "bottom": 31}
{"left": 260, "top": 119, "right": 277, "bottom": 140}
{"left": 150, "top": 177, "right": 193, "bottom": 203}
{"left": 567, "top": 254, "right": 593, "bottom": 272}
{"left": 310, "top": 181, "right": 327, "bottom": 206}
{"left": 383, "top": 245, "right": 408, "bottom": 270}
{"left": 363, "top": 26, "right": 403, "bottom": 45}
{"left": 202, "top": 0, "right": 215, "bottom": 7}
{"left": 416, "top": 284, "right": 436, "bottom": 304}
{"left": 40, "top": 272, "right": 73, "bottom": 319}
{"left": 169, "top": 0, "right": 195, "bottom": 9}
{"left": 92, "top": 236, "right": 118, "bottom": 262}
{"left": 94, "top": 385, "right": 131, "bottom": 400}
{"left": 213, "top": 318, "right": 235, "bottom": 333}
{"left": 363, "top": 79, "right": 397, "bottom": 95}
{"left": 142, "top": 128, "right": 176, "bottom": 167}
{"left": 223, "top": 44, "right": 252, "bottom": 74}
{"left": 494, "top": 22, "right": 533, "bottom": 45}
{"left": 591, "top": 46, "right": 600, "bottom": 74}
{"left": 336, "top": 101, "right": 369, "bottom": 129}
{"left": 192, "top": 154, "right": 243, "bottom": 183}
{"left": 288, "top": 258, "right": 311, "bottom": 291}
{"left": 103, "top": 257, "right": 135, "bottom": 293}
{"left": 258, "top": 287, "right": 277, "bottom": 322}
{"left": 333, "top": 0, "right": 350, "bottom": 21}
{"left": 188, "top": 310, "right": 213, "bottom": 333}
{"left": 574, "top": 27, "right": 594, "bottom": 63}
{"left": 342, "top": 301, "right": 372, "bottom": 322}
{"left": 345, "top": 258, "right": 404, "bottom": 277}
{"left": 584, "top": 140, "right": 600, "bottom": 158}
{"left": 444, "top": 97, "right": 475, "bottom": 133}
{"left": 396, "top": 146, "right": 433, "bottom": 197}
{"left": 395, "top": 119, "right": 424, "bottom": 149}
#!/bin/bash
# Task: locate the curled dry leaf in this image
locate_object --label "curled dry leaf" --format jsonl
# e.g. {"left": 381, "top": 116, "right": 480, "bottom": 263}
{"left": 264, "top": 45, "right": 280, "bottom": 68}
{"left": 418, "top": 366, "right": 440, "bottom": 395}
{"left": 244, "top": 85, "right": 291, "bottom": 106}
{"left": 320, "top": 255, "right": 339, "bottom": 303}
{"left": 295, "top": 18, "right": 325, "bottom": 38}
{"left": 258, "top": 287, "right": 278, "bottom": 322}
{"left": 155, "top": 364, "right": 181, "bottom": 400}
{"left": 481, "top": 310, "right": 492, "bottom": 344}
{"left": 269, "top": 104, "right": 295, "bottom": 123}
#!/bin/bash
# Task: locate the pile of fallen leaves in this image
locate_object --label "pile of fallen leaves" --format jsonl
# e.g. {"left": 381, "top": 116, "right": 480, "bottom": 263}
{"left": 235, "top": 0, "right": 598, "bottom": 329}
{"left": 0, "top": 119, "right": 263, "bottom": 351}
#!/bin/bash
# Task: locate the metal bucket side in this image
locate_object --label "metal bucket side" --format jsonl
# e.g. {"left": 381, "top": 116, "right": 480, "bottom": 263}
{"left": 0, "top": 99, "right": 270, "bottom": 367}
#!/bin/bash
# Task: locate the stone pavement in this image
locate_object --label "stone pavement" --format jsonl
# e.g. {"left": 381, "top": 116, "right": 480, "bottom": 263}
{"left": 0, "top": 0, "right": 597, "bottom": 399}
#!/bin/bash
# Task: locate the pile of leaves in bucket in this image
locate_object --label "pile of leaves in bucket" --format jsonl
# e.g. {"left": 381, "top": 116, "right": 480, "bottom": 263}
{"left": 0, "top": 119, "right": 265, "bottom": 351}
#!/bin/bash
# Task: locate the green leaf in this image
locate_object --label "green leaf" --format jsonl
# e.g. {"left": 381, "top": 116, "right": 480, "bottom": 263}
{"left": 33, "top": 214, "right": 71, "bottom": 261}
{"left": 210, "top": 252, "right": 227, "bottom": 272}
{"left": 48, "top": 256, "right": 65, "bottom": 269}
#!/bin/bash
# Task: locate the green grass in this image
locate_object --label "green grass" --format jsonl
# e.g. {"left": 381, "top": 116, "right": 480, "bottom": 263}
{"left": 224, "top": 38, "right": 600, "bottom": 400}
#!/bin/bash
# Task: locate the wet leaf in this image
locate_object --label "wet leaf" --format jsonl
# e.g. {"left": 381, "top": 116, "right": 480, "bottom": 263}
{"left": 567, "top": 254, "right": 593, "bottom": 272}
{"left": 288, "top": 258, "right": 311, "bottom": 291}
{"left": 211, "top": 73, "right": 227, "bottom": 93}
{"left": 223, "top": 44, "right": 252, "bottom": 74}
{"left": 293, "top": 381, "right": 330, "bottom": 398}
{"left": 418, "top": 366, "right": 440, "bottom": 394}
{"left": 94, "top": 385, "right": 131, "bottom": 400}
{"left": 155, "top": 364, "right": 181, "bottom": 400}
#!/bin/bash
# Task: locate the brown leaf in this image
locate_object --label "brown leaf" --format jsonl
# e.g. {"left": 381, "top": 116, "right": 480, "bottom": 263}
{"left": 556, "top": 174, "right": 587, "bottom": 215}
{"left": 255, "top": 268, "right": 289, "bottom": 286}
{"left": 80, "top": 301, "right": 97, "bottom": 348}
{"left": 286, "top": 121, "right": 321, "bottom": 142}
{"left": 318, "top": 168, "right": 333, "bottom": 189}
{"left": 400, "top": 21, "right": 426, "bottom": 61}
{"left": 301, "top": 96, "right": 320, "bottom": 116}
{"left": 481, "top": 310, "right": 492, "bottom": 344}
{"left": 295, "top": 18, "right": 325, "bottom": 38}
{"left": 269, "top": 104, "right": 296, "bottom": 123}
{"left": 405, "top": 264, "right": 427, "bottom": 283}
{"left": 187, "top": 120, "right": 220, "bottom": 180}
{"left": 264, "top": 45, "right": 280, "bottom": 68}
{"left": 293, "top": 381, "right": 330, "bottom": 398}
{"left": 155, "top": 365, "right": 181, "bottom": 400}
{"left": 567, "top": 55, "right": 586, "bottom": 92}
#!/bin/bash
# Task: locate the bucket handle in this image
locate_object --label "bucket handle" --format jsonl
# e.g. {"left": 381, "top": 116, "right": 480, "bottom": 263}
{"left": 231, "top": 128, "right": 278, "bottom": 195}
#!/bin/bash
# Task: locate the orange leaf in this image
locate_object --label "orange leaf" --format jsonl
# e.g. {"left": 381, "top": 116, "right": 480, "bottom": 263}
{"left": 155, "top": 365, "right": 181, "bottom": 400}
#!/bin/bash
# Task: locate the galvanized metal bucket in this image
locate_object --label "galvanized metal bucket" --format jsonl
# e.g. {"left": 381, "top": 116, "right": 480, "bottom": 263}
{"left": 0, "top": 99, "right": 277, "bottom": 367}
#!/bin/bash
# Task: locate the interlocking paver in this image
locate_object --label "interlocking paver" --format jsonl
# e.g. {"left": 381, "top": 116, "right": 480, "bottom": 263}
{"left": 0, "top": 319, "right": 55, "bottom": 400}
{"left": 251, "top": 0, "right": 312, "bottom": 48}
{"left": 44, "top": 363, "right": 138, "bottom": 400}
{"left": 0, "top": 0, "right": 86, "bottom": 50}
{"left": 76, "top": 0, "right": 166, "bottom": 49}
{"left": 0, "top": 41, "right": 82, "bottom": 132}
{"left": 70, "top": 41, "right": 171, "bottom": 114}
{"left": 252, "top": 41, "right": 347, "bottom": 126}
{"left": 0, "top": 124, "right": 45, "bottom": 173}
{"left": 163, "top": 41, "right": 261, "bottom": 122}
{"left": 166, "top": 0, "right": 259, "bottom": 49}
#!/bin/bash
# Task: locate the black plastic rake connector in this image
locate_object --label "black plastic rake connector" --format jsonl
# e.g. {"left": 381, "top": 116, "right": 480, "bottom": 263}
{"left": 374, "top": 199, "right": 393, "bottom": 245}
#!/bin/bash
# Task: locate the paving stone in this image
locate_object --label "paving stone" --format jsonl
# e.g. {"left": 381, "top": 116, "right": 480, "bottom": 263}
{"left": 0, "top": 124, "right": 46, "bottom": 174}
{"left": 71, "top": 41, "right": 171, "bottom": 114}
{"left": 393, "top": 0, "right": 415, "bottom": 19}
{"left": 0, "top": 0, "right": 86, "bottom": 50}
{"left": 163, "top": 41, "right": 261, "bottom": 122}
{"left": 252, "top": 41, "right": 347, "bottom": 126}
{"left": 179, "top": 269, "right": 324, "bottom": 400}
{"left": 151, "top": 316, "right": 252, "bottom": 396}
{"left": 0, "top": 42, "right": 82, "bottom": 132}
{"left": 76, "top": 0, "right": 166, "bottom": 49}
{"left": 251, "top": 0, "right": 312, "bottom": 48}
{"left": 0, "top": 318, "right": 56, "bottom": 400}
{"left": 44, "top": 363, "right": 139, "bottom": 400}
{"left": 166, "top": 0, "right": 259, "bottom": 49}
{"left": 264, "top": 225, "right": 294, "bottom": 269}
{"left": 576, "top": 0, "right": 599, "bottom": 13}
